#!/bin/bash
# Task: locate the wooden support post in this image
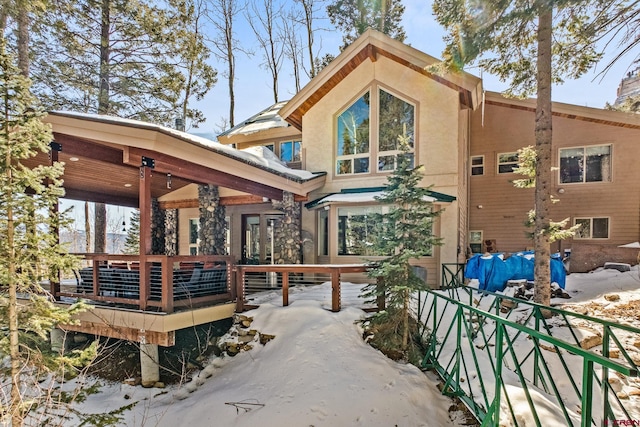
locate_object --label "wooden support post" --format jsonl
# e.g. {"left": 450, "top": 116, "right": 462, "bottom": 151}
{"left": 331, "top": 270, "right": 340, "bottom": 312}
{"left": 161, "top": 257, "right": 174, "bottom": 313}
{"left": 236, "top": 267, "right": 245, "bottom": 312}
{"left": 139, "top": 164, "right": 153, "bottom": 310}
{"left": 282, "top": 272, "right": 289, "bottom": 306}
{"left": 49, "top": 142, "right": 61, "bottom": 298}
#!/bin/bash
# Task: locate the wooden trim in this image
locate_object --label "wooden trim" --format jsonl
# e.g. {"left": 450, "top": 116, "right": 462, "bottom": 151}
{"left": 124, "top": 147, "right": 286, "bottom": 201}
{"left": 486, "top": 99, "right": 640, "bottom": 130}
{"left": 53, "top": 133, "right": 124, "bottom": 165}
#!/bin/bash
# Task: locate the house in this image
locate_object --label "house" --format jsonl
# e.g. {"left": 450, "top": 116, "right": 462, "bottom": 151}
{"left": 217, "top": 29, "right": 640, "bottom": 278}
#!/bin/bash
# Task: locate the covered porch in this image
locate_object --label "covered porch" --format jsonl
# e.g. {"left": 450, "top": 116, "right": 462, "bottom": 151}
{"left": 34, "top": 112, "right": 329, "bottom": 336}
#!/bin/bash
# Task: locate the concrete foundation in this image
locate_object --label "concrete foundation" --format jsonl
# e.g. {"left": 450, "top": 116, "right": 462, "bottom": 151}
{"left": 50, "top": 328, "right": 67, "bottom": 354}
{"left": 140, "top": 343, "right": 160, "bottom": 387}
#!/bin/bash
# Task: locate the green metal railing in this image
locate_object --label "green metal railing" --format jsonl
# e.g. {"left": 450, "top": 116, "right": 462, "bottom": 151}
{"left": 418, "top": 266, "right": 640, "bottom": 426}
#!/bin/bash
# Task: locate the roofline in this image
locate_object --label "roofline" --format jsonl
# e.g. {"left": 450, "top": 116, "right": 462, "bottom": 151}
{"left": 304, "top": 187, "right": 456, "bottom": 209}
{"left": 46, "top": 111, "right": 327, "bottom": 195}
{"left": 484, "top": 91, "right": 640, "bottom": 130}
{"left": 279, "top": 29, "right": 483, "bottom": 131}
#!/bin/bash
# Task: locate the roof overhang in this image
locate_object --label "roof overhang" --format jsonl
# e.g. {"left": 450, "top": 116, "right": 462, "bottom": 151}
{"left": 305, "top": 187, "right": 456, "bottom": 210}
{"left": 484, "top": 91, "right": 640, "bottom": 129}
{"left": 279, "top": 29, "right": 483, "bottom": 130}
{"left": 43, "top": 112, "right": 326, "bottom": 207}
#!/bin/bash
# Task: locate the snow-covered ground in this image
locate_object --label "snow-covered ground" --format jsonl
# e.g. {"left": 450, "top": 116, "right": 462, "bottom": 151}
{"left": 65, "top": 266, "right": 640, "bottom": 426}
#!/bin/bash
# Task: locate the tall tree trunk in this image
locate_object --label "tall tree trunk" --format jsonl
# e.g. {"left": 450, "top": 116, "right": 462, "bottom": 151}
{"left": 16, "top": 0, "right": 29, "bottom": 76}
{"left": 94, "top": 0, "right": 110, "bottom": 253}
{"left": 85, "top": 201, "right": 91, "bottom": 252}
{"left": 6, "top": 115, "right": 22, "bottom": 427}
{"left": 94, "top": 202, "right": 107, "bottom": 253}
{"left": 226, "top": 13, "right": 235, "bottom": 127}
{"left": 533, "top": 6, "right": 553, "bottom": 309}
{"left": 301, "top": 0, "right": 316, "bottom": 78}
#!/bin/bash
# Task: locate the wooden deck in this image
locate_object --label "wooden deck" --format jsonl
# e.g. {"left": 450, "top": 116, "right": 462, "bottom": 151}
{"left": 53, "top": 256, "right": 374, "bottom": 346}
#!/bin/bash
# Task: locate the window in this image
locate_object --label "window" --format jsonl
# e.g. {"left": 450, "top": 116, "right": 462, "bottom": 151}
{"left": 469, "top": 231, "right": 483, "bottom": 253}
{"left": 497, "top": 152, "right": 518, "bottom": 174}
{"left": 560, "top": 145, "right": 611, "bottom": 184}
{"left": 471, "top": 156, "right": 484, "bottom": 176}
{"left": 280, "top": 141, "right": 301, "bottom": 163}
{"left": 337, "top": 92, "right": 370, "bottom": 175}
{"left": 574, "top": 217, "right": 609, "bottom": 239}
{"left": 377, "top": 88, "right": 415, "bottom": 172}
{"left": 264, "top": 144, "right": 275, "bottom": 153}
{"left": 189, "top": 218, "right": 199, "bottom": 255}
{"left": 338, "top": 206, "right": 389, "bottom": 255}
{"left": 336, "top": 88, "right": 415, "bottom": 175}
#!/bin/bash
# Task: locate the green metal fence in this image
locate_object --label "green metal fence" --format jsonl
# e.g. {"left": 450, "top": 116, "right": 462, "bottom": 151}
{"left": 418, "top": 265, "right": 640, "bottom": 426}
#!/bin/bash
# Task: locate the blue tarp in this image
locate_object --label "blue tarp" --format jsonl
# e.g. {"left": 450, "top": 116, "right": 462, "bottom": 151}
{"left": 465, "top": 252, "right": 566, "bottom": 292}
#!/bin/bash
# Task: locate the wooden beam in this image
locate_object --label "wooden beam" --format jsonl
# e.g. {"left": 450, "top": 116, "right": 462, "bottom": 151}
{"left": 124, "top": 147, "right": 285, "bottom": 200}
{"left": 63, "top": 188, "right": 139, "bottom": 208}
{"left": 53, "top": 133, "right": 124, "bottom": 165}
{"left": 61, "top": 321, "right": 175, "bottom": 347}
{"left": 139, "top": 165, "right": 152, "bottom": 310}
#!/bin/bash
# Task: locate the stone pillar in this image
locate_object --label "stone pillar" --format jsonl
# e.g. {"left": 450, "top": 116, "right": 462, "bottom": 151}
{"left": 198, "top": 184, "right": 227, "bottom": 255}
{"left": 150, "top": 199, "right": 166, "bottom": 255}
{"left": 164, "top": 209, "right": 178, "bottom": 256}
{"left": 271, "top": 191, "right": 301, "bottom": 264}
{"left": 50, "top": 328, "right": 67, "bottom": 354}
{"left": 140, "top": 343, "right": 160, "bottom": 387}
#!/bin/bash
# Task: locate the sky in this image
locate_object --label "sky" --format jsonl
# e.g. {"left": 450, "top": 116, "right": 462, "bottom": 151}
{"left": 195, "top": 0, "right": 638, "bottom": 136}
{"left": 55, "top": 264, "right": 640, "bottom": 426}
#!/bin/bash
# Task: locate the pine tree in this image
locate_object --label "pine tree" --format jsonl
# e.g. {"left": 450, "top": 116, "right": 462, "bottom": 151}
{"left": 327, "top": 0, "right": 406, "bottom": 50}
{"left": 362, "top": 136, "right": 442, "bottom": 357}
{"left": 124, "top": 209, "right": 140, "bottom": 255}
{"left": 0, "top": 35, "right": 92, "bottom": 426}
{"left": 433, "top": 0, "right": 621, "bottom": 308}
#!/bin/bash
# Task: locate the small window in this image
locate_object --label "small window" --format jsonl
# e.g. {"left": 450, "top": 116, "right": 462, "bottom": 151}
{"left": 264, "top": 144, "right": 275, "bottom": 153}
{"left": 469, "top": 231, "right": 483, "bottom": 253}
{"left": 280, "top": 141, "right": 301, "bottom": 162}
{"left": 574, "top": 217, "right": 609, "bottom": 239}
{"left": 497, "top": 152, "right": 519, "bottom": 174}
{"left": 189, "top": 218, "right": 199, "bottom": 255}
{"left": 471, "top": 156, "right": 484, "bottom": 176}
{"left": 560, "top": 145, "right": 611, "bottom": 184}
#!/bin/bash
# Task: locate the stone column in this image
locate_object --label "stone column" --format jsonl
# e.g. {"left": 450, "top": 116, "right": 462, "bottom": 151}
{"left": 150, "top": 199, "right": 166, "bottom": 255}
{"left": 140, "top": 343, "right": 160, "bottom": 387}
{"left": 164, "top": 209, "right": 178, "bottom": 256}
{"left": 271, "top": 191, "right": 301, "bottom": 264}
{"left": 198, "top": 184, "right": 227, "bottom": 255}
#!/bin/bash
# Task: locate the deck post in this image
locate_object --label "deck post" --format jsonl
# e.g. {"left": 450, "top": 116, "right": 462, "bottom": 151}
{"left": 140, "top": 343, "right": 160, "bottom": 387}
{"left": 236, "top": 267, "right": 245, "bottom": 312}
{"left": 331, "top": 270, "right": 340, "bottom": 312}
{"left": 282, "top": 272, "right": 289, "bottom": 306}
{"left": 138, "top": 163, "right": 153, "bottom": 310}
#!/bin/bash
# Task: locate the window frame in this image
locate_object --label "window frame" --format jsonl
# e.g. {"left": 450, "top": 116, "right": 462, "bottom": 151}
{"left": 470, "top": 155, "right": 484, "bottom": 176}
{"left": 573, "top": 217, "right": 610, "bottom": 240}
{"left": 334, "top": 85, "right": 417, "bottom": 178}
{"left": 188, "top": 218, "right": 199, "bottom": 255}
{"left": 497, "top": 152, "right": 519, "bottom": 174}
{"left": 559, "top": 144, "right": 612, "bottom": 184}
{"left": 279, "top": 140, "right": 301, "bottom": 163}
{"left": 469, "top": 230, "right": 483, "bottom": 253}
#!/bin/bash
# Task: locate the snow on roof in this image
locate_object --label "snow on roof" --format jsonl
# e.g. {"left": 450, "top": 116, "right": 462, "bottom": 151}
{"left": 50, "top": 110, "right": 320, "bottom": 182}
{"left": 314, "top": 190, "right": 438, "bottom": 206}
{"left": 217, "top": 101, "right": 290, "bottom": 138}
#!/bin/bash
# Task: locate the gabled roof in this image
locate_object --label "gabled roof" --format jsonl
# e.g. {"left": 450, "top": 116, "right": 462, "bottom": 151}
{"left": 484, "top": 91, "right": 640, "bottom": 130}
{"left": 305, "top": 187, "right": 456, "bottom": 209}
{"left": 279, "top": 29, "right": 483, "bottom": 130}
{"left": 218, "top": 101, "right": 291, "bottom": 138}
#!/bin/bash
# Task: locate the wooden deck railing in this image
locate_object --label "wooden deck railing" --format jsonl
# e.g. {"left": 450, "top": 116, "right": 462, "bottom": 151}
{"left": 235, "top": 264, "right": 375, "bottom": 312}
{"left": 58, "top": 256, "right": 375, "bottom": 314}
{"left": 60, "top": 254, "right": 235, "bottom": 313}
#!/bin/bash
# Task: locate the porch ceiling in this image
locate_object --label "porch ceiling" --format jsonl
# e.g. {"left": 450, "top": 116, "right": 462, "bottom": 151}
{"left": 41, "top": 112, "right": 326, "bottom": 208}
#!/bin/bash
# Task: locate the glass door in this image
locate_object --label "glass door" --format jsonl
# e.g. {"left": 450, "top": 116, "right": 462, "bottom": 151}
{"left": 242, "top": 215, "right": 260, "bottom": 264}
